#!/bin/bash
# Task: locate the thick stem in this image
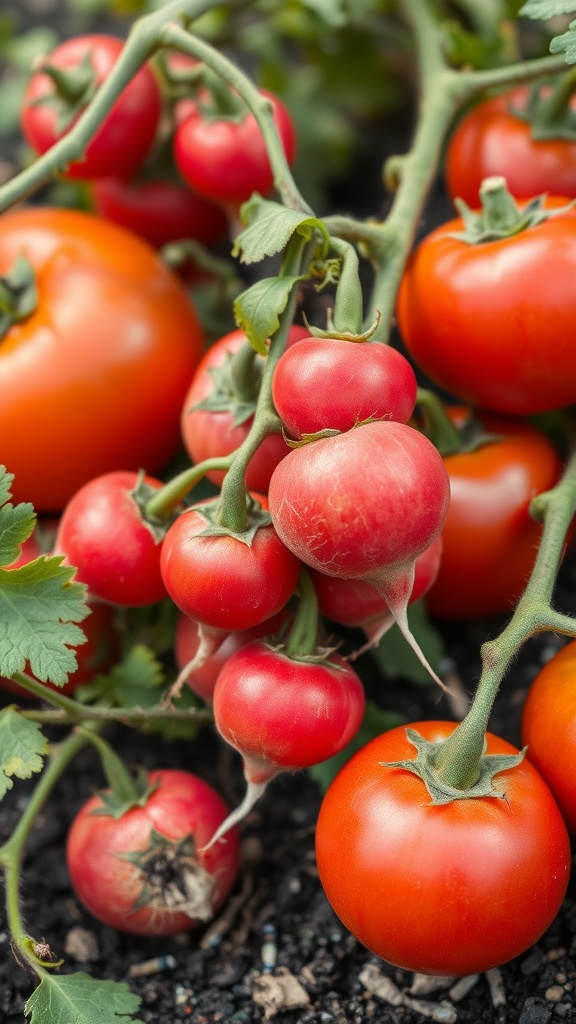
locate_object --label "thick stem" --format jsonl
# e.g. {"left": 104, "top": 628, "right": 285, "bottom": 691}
{"left": 284, "top": 569, "right": 319, "bottom": 658}
{"left": 75, "top": 727, "right": 142, "bottom": 805}
{"left": 534, "top": 66, "right": 576, "bottom": 127}
{"left": 144, "top": 457, "right": 231, "bottom": 520}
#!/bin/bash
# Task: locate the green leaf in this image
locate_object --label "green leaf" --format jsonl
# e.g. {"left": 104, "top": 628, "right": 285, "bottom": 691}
{"left": 233, "top": 275, "right": 302, "bottom": 353}
{"left": 0, "top": 707, "right": 48, "bottom": 799}
{"left": 369, "top": 600, "right": 445, "bottom": 686}
{"left": 550, "top": 21, "right": 576, "bottom": 61}
{"left": 233, "top": 197, "right": 329, "bottom": 265}
{"left": 74, "top": 644, "right": 165, "bottom": 708}
{"left": 25, "top": 972, "right": 143, "bottom": 1024}
{"left": 519, "top": 0, "right": 576, "bottom": 16}
{"left": 0, "top": 477, "right": 35, "bottom": 567}
{"left": 308, "top": 700, "right": 405, "bottom": 792}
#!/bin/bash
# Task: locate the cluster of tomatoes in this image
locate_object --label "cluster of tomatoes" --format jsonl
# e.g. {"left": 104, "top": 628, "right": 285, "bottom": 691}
{"left": 4, "top": 34, "right": 576, "bottom": 977}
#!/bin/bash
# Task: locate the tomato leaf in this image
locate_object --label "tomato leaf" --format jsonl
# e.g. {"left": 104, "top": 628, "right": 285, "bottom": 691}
{"left": 369, "top": 600, "right": 445, "bottom": 686}
{"left": 549, "top": 21, "right": 576, "bottom": 61}
{"left": 25, "top": 972, "right": 143, "bottom": 1024}
{"left": 74, "top": 644, "right": 165, "bottom": 708}
{"left": 308, "top": 700, "right": 405, "bottom": 791}
{"left": 0, "top": 467, "right": 89, "bottom": 685}
{"left": 0, "top": 707, "right": 48, "bottom": 800}
{"left": 519, "top": 0, "right": 576, "bottom": 16}
{"left": 233, "top": 276, "right": 302, "bottom": 354}
{"left": 233, "top": 197, "right": 329, "bottom": 265}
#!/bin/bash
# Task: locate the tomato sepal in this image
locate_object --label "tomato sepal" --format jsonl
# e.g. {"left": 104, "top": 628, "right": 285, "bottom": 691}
{"left": 508, "top": 77, "right": 576, "bottom": 143}
{"left": 381, "top": 727, "right": 526, "bottom": 805}
{"left": 190, "top": 348, "right": 262, "bottom": 427}
{"left": 115, "top": 828, "right": 216, "bottom": 922}
{"left": 129, "top": 471, "right": 180, "bottom": 542}
{"left": 33, "top": 50, "right": 97, "bottom": 133}
{"left": 192, "top": 494, "right": 273, "bottom": 546}
{"left": 449, "top": 178, "right": 576, "bottom": 244}
{"left": 0, "top": 255, "right": 38, "bottom": 340}
{"left": 89, "top": 766, "right": 160, "bottom": 820}
{"left": 301, "top": 309, "right": 381, "bottom": 344}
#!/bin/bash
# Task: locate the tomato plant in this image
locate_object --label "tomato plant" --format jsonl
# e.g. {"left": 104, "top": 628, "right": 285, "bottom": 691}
{"left": 396, "top": 194, "right": 576, "bottom": 416}
{"left": 316, "top": 721, "right": 570, "bottom": 976}
{"left": 425, "top": 410, "right": 562, "bottom": 619}
{"left": 21, "top": 35, "right": 162, "bottom": 180}
{"left": 67, "top": 769, "right": 240, "bottom": 935}
{"left": 445, "top": 86, "right": 576, "bottom": 206}
{"left": 0, "top": 206, "right": 204, "bottom": 511}
{"left": 173, "top": 89, "right": 296, "bottom": 206}
{"left": 522, "top": 640, "right": 576, "bottom": 835}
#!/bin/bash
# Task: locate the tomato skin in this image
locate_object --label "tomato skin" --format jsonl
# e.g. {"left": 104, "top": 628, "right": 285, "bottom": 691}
{"left": 445, "top": 87, "right": 576, "bottom": 207}
{"left": 0, "top": 207, "right": 204, "bottom": 511}
{"left": 160, "top": 496, "right": 301, "bottom": 631}
{"left": 426, "top": 411, "right": 562, "bottom": 620}
{"left": 66, "top": 769, "right": 240, "bottom": 935}
{"left": 316, "top": 721, "right": 570, "bottom": 976}
{"left": 181, "top": 326, "right": 308, "bottom": 492}
{"left": 173, "top": 90, "right": 296, "bottom": 205}
{"left": 522, "top": 640, "right": 576, "bottom": 835}
{"left": 90, "top": 176, "right": 228, "bottom": 249}
{"left": 397, "top": 198, "right": 576, "bottom": 415}
{"left": 55, "top": 471, "right": 168, "bottom": 607}
{"left": 272, "top": 338, "right": 417, "bottom": 439}
{"left": 21, "top": 35, "right": 162, "bottom": 180}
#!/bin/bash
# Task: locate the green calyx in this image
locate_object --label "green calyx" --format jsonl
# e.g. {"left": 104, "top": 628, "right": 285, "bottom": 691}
{"left": 129, "top": 470, "right": 180, "bottom": 539}
{"left": 90, "top": 765, "right": 159, "bottom": 820}
{"left": 509, "top": 71, "right": 576, "bottom": 142}
{"left": 191, "top": 346, "right": 262, "bottom": 425}
{"left": 381, "top": 728, "right": 525, "bottom": 805}
{"left": 451, "top": 176, "right": 575, "bottom": 245}
{"left": 200, "top": 492, "right": 272, "bottom": 545}
{"left": 34, "top": 51, "right": 97, "bottom": 134}
{"left": 0, "top": 254, "right": 38, "bottom": 340}
{"left": 117, "top": 828, "right": 215, "bottom": 922}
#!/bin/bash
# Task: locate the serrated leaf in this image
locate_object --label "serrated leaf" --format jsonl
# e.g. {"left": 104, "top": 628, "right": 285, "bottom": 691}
{"left": 74, "top": 644, "right": 165, "bottom": 708}
{"left": 0, "top": 499, "right": 35, "bottom": 569}
{"left": 233, "top": 197, "right": 329, "bottom": 265}
{"left": 0, "top": 707, "right": 48, "bottom": 799}
{"left": 550, "top": 20, "right": 576, "bottom": 61}
{"left": 369, "top": 600, "right": 445, "bottom": 686}
{"left": 25, "top": 971, "right": 143, "bottom": 1024}
{"left": 0, "top": 558, "right": 89, "bottom": 686}
{"left": 308, "top": 701, "right": 405, "bottom": 792}
{"left": 519, "top": 0, "right": 576, "bottom": 16}
{"left": 233, "top": 276, "right": 302, "bottom": 353}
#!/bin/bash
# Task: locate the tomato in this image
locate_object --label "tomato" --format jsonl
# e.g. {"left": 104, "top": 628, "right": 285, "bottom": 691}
{"left": 426, "top": 410, "right": 562, "bottom": 619}
{"left": 316, "top": 721, "right": 570, "bottom": 976}
{"left": 0, "top": 207, "right": 204, "bottom": 511}
{"left": 55, "top": 471, "right": 168, "bottom": 607}
{"left": 271, "top": 337, "right": 417, "bottom": 439}
{"left": 21, "top": 35, "right": 162, "bottom": 180}
{"left": 90, "top": 176, "right": 228, "bottom": 249}
{"left": 160, "top": 494, "right": 301, "bottom": 632}
{"left": 181, "top": 326, "right": 308, "bottom": 492}
{"left": 173, "top": 90, "right": 296, "bottom": 206}
{"left": 445, "top": 86, "right": 576, "bottom": 207}
{"left": 66, "top": 769, "right": 240, "bottom": 935}
{"left": 397, "top": 198, "right": 576, "bottom": 415}
{"left": 522, "top": 640, "right": 576, "bottom": 835}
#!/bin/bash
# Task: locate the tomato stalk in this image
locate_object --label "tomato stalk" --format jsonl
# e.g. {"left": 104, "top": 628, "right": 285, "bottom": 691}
{"left": 432, "top": 443, "right": 576, "bottom": 792}
{"left": 284, "top": 569, "right": 319, "bottom": 660}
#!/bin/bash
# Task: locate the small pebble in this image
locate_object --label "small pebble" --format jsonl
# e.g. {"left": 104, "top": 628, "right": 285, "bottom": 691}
{"left": 64, "top": 927, "right": 99, "bottom": 963}
{"left": 519, "top": 996, "right": 553, "bottom": 1024}
{"left": 545, "top": 987, "right": 565, "bottom": 1003}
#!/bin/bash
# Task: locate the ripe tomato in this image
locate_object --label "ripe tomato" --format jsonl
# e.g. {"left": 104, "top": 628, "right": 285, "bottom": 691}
{"left": 90, "top": 176, "right": 228, "bottom": 249}
{"left": 21, "top": 35, "right": 162, "bottom": 180}
{"left": 522, "top": 640, "right": 576, "bottom": 835}
{"left": 445, "top": 86, "right": 576, "bottom": 207}
{"left": 397, "top": 197, "right": 576, "bottom": 415}
{"left": 66, "top": 769, "right": 240, "bottom": 935}
{"left": 316, "top": 721, "right": 570, "bottom": 976}
{"left": 0, "top": 207, "right": 204, "bottom": 511}
{"left": 173, "top": 90, "right": 296, "bottom": 206}
{"left": 181, "top": 326, "right": 308, "bottom": 492}
{"left": 55, "top": 471, "right": 168, "bottom": 607}
{"left": 425, "top": 410, "right": 562, "bottom": 619}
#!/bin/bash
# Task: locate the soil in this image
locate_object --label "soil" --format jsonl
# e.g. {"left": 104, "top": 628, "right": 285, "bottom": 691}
{"left": 3, "top": 3, "right": 576, "bottom": 1022}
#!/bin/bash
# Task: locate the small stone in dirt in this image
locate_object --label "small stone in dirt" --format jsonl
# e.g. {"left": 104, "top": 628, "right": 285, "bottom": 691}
{"left": 358, "top": 964, "right": 403, "bottom": 1006}
{"left": 519, "top": 997, "right": 553, "bottom": 1024}
{"left": 64, "top": 926, "right": 99, "bottom": 962}
{"left": 252, "top": 966, "right": 311, "bottom": 1019}
{"left": 545, "top": 987, "right": 566, "bottom": 1003}
{"left": 410, "top": 974, "right": 457, "bottom": 996}
{"left": 447, "top": 974, "right": 479, "bottom": 1002}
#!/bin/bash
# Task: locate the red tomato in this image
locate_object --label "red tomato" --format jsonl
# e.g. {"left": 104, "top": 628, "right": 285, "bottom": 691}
{"left": 272, "top": 338, "right": 417, "bottom": 439}
{"left": 316, "top": 721, "right": 570, "bottom": 976}
{"left": 445, "top": 86, "right": 576, "bottom": 207}
{"left": 181, "top": 326, "right": 308, "bottom": 492}
{"left": 160, "top": 494, "right": 301, "bottom": 632}
{"left": 426, "top": 411, "right": 562, "bottom": 619}
{"left": 21, "top": 35, "right": 162, "bottom": 180}
{"left": 522, "top": 640, "right": 576, "bottom": 835}
{"left": 90, "top": 176, "right": 228, "bottom": 249}
{"left": 66, "top": 769, "right": 240, "bottom": 935}
{"left": 396, "top": 198, "right": 576, "bottom": 416}
{"left": 173, "top": 90, "right": 296, "bottom": 205}
{"left": 0, "top": 207, "right": 204, "bottom": 511}
{"left": 55, "top": 471, "right": 168, "bottom": 607}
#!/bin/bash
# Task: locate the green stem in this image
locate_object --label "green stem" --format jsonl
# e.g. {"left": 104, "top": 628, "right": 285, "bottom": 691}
{"left": 329, "top": 239, "right": 364, "bottom": 335}
{"left": 433, "top": 445, "right": 576, "bottom": 789}
{"left": 145, "top": 456, "right": 231, "bottom": 519}
{"left": 20, "top": 704, "right": 213, "bottom": 725}
{"left": 284, "top": 568, "right": 319, "bottom": 658}
{"left": 10, "top": 671, "right": 91, "bottom": 716}
{"left": 0, "top": 728, "right": 96, "bottom": 974}
{"left": 533, "top": 65, "right": 576, "bottom": 127}
{"left": 230, "top": 341, "right": 260, "bottom": 403}
{"left": 74, "top": 727, "right": 141, "bottom": 805}
{"left": 416, "top": 388, "right": 461, "bottom": 455}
